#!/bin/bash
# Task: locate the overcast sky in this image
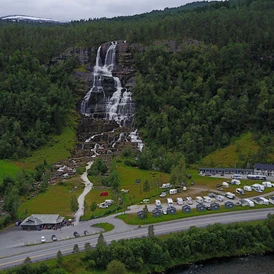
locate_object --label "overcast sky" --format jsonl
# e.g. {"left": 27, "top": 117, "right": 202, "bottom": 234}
{"left": 0, "top": 0, "right": 221, "bottom": 21}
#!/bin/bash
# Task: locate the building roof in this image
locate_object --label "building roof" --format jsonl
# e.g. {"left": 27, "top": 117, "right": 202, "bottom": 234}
{"left": 254, "top": 163, "right": 274, "bottom": 170}
{"left": 20, "top": 214, "right": 64, "bottom": 227}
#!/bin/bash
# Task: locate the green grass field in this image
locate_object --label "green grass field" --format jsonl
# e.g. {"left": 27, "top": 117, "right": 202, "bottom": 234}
{"left": 0, "top": 160, "right": 21, "bottom": 185}
{"left": 91, "top": 222, "right": 114, "bottom": 232}
{"left": 18, "top": 183, "right": 83, "bottom": 218}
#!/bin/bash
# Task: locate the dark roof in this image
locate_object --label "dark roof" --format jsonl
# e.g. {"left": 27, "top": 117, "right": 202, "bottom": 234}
{"left": 254, "top": 163, "right": 274, "bottom": 170}
{"left": 20, "top": 214, "right": 64, "bottom": 227}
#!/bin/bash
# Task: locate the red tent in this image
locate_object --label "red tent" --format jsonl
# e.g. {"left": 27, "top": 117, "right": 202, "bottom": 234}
{"left": 100, "top": 191, "right": 108, "bottom": 196}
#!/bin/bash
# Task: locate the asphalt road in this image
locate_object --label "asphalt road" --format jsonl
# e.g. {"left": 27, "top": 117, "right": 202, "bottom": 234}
{"left": 0, "top": 208, "right": 274, "bottom": 270}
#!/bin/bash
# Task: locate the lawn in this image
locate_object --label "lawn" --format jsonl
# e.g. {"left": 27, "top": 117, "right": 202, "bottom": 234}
{"left": 18, "top": 183, "right": 83, "bottom": 218}
{"left": 0, "top": 160, "right": 21, "bottom": 185}
{"left": 91, "top": 222, "right": 114, "bottom": 232}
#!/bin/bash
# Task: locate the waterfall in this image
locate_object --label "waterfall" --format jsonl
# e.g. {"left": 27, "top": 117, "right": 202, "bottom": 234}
{"left": 80, "top": 41, "right": 134, "bottom": 125}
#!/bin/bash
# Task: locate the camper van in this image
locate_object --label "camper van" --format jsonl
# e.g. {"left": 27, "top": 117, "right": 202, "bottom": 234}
{"left": 252, "top": 184, "right": 265, "bottom": 192}
{"left": 105, "top": 199, "right": 114, "bottom": 206}
{"left": 155, "top": 199, "right": 162, "bottom": 208}
{"left": 203, "top": 196, "right": 212, "bottom": 203}
{"left": 268, "top": 196, "right": 274, "bottom": 205}
{"left": 232, "top": 174, "right": 242, "bottom": 179}
{"left": 222, "top": 182, "right": 229, "bottom": 188}
{"left": 161, "top": 183, "right": 171, "bottom": 189}
{"left": 236, "top": 188, "right": 245, "bottom": 195}
{"left": 176, "top": 197, "right": 183, "bottom": 205}
{"left": 167, "top": 198, "right": 173, "bottom": 206}
{"left": 243, "top": 185, "right": 252, "bottom": 192}
{"left": 225, "top": 192, "right": 235, "bottom": 199}
{"left": 231, "top": 179, "right": 241, "bottom": 185}
{"left": 169, "top": 188, "right": 178, "bottom": 195}
{"left": 241, "top": 199, "right": 254, "bottom": 207}
{"left": 196, "top": 196, "right": 203, "bottom": 203}
{"left": 260, "top": 197, "right": 269, "bottom": 205}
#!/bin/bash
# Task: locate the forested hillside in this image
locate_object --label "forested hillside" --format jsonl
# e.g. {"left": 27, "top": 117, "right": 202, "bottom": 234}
{"left": 0, "top": 0, "right": 274, "bottom": 165}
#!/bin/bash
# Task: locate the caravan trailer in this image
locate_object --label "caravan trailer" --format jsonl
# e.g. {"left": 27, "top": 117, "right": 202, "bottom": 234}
{"left": 241, "top": 199, "right": 255, "bottom": 207}
{"left": 262, "top": 181, "right": 272, "bottom": 188}
{"left": 269, "top": 196, "right": 274, "bottom": 205}
{"left": 231, "top": 179, "right": 241, "bottom": 185}
{"left": 169, "top": 189, "right": 178, "bottom": 195}
{"left": 243, "top": 185, "right": 252, "bottom": 192}
{"left": 247, "top": 174, "right": 267, "bottom": 180}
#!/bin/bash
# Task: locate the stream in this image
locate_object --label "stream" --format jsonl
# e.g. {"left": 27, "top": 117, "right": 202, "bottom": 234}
{"left": 74, "top": 161, "right": 93, "bottom": 225}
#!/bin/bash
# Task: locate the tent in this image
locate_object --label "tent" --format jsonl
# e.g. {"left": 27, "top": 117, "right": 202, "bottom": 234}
{"left": 100, "top": 191, "right": 108, "bottom": 196}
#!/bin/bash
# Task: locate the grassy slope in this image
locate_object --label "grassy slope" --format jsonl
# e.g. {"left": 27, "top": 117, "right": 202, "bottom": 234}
{"left": 0, "top": 160, "right": 20, "bottom": 185}
{"left": 18, "top": 184, "right": 83, "bottom": 218}
{"left": 199, "top": 132, "right": 258, "bottom": 168}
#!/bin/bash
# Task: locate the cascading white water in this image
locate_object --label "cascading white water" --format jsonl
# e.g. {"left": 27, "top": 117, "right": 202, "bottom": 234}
{"left": 81, "top": 41, "right": 134, "bottom": 125}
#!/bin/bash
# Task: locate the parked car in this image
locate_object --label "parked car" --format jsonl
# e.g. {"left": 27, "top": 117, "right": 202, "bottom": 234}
{"left": 84, "top": 230, "right": 89, "bottom": 236}
{"left": 41, "top": 236, "right": 46, "bottom": 243}
{"left": 73, "top": 231, "right": 80, "bottom": 237}
{"left": 208, "top": 193, "right": 216, "bottom": 198}
{"left": 51, "top": 235, "right": 57, "bottom": 241}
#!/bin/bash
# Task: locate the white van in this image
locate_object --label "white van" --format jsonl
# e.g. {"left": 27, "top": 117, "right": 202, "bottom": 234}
{"left": 203, "top": 196, "right": 211, "bottom": 203}
{"left": 196, "top": 196, "right": 203, "bottom": 203}
{"left": 232, "top": 174, "right": 242, "bottom": 179}
{"left": 244, "top": 185, "right": 252, "bottom": 192}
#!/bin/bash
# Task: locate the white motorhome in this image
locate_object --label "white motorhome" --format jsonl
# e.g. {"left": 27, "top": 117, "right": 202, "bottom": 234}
{"left": 252, "top": 197, "right": 264, "bottom": 205}
{"left": 169, "top": 188, "right": 178, "bottom": 195}
{"left": 262, "top": 181, "right": 272, "bottom": 188}
{"left": 176, "top": 197, "right": 183, "bottom": 205}
{"left": 242, "top": 199, "right": 254, "bottom": 207}
{"left": 196, "top": 196, "right": 203, "bottom": 203}
{"left": 222, "top": 182, "right": 229, "bottom": 188}
{"left": 225, "top": 192, "right": 235, "bottom": 199}
{"left": 260, "top": 197, "right": 269, "bottom": 205}
{"left": 243, "top": 185, "right": 252, "bottom": 192}
{"left": 268, "top": 196, "right": 274, "bottom": 205}
{"left": 231, "top": 179, "right": 241, "bottom": 185}
{"left": 247, "top": 174, "right": 266, "bottom": 180}
{"left": 252, "top": 184, "right": 265, "bottom": 192}
{"left": 203, "top": 196, "right": 211, "bottom": 203}
{"left": 105, "top": 199, "right": 114, "bottom": 205}
{"left": 167, "top": 198, "right": 173, "bottom": 206}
